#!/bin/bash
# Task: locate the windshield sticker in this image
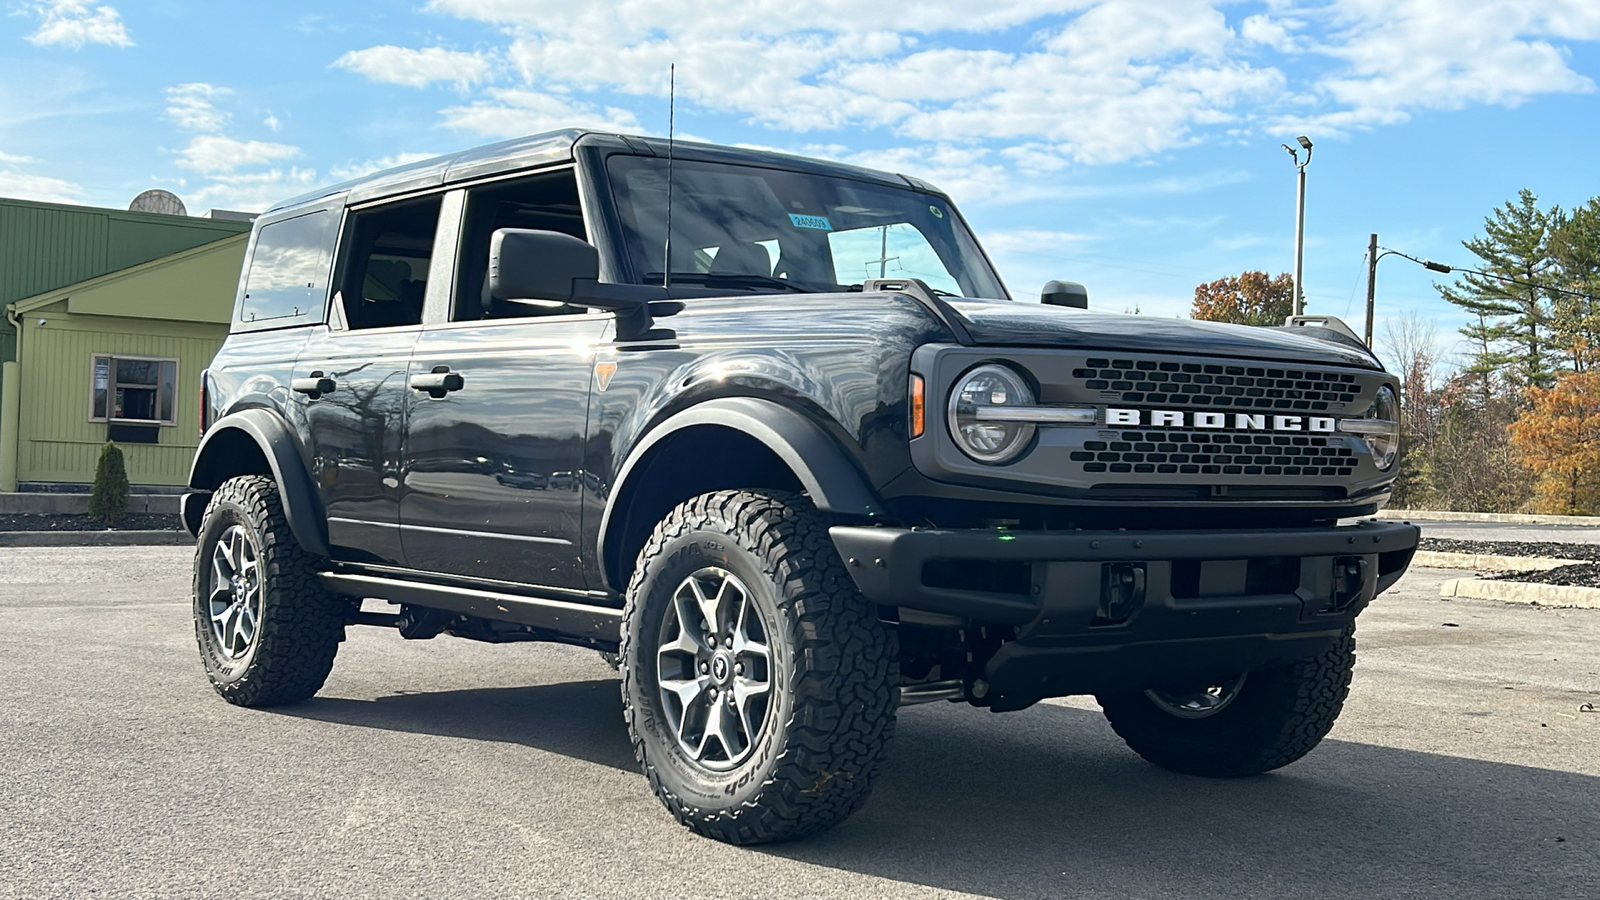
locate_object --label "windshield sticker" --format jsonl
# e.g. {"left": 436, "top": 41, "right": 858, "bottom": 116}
{"left": 788, "top": 213, "right": 834, "bottom": 231}
{"left": 929, "top": 206, "right": 944, "bottom": 219}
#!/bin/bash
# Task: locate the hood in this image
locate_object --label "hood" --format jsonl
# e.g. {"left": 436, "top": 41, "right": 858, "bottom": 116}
{"left": 945, "top": 300, "right": 1382, "bottom": 370}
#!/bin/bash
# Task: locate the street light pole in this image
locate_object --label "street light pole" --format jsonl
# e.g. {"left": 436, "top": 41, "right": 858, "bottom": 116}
{"left": 1365, "top": 232, "right": 1378, "bottom": 347}
{"left": 1282, "top": 136, "right": 1313, "bottom": 316}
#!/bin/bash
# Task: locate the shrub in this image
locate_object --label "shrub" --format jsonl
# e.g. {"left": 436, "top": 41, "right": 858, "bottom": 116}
{"left": 88, "top": 441, "right": 130, "bottom": 527}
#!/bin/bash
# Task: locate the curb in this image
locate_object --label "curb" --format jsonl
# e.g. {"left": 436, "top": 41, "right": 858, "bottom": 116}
{"left": 1380, "top": 509, "right": 1600, "bottom": 527}
{"left": 1440, "top": 577, "right": 1600, "bottom": 610}
{"left": 1411, "top": 550, "right": 1571, "bottom": 572}
{"left": 0, "top": 530, "right": 189, "bottom": 548}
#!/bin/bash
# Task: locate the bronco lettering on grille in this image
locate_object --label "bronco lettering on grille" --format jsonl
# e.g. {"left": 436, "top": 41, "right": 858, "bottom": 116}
{"left": 1105, "top": 408, "right": 1337, "bottom": 432}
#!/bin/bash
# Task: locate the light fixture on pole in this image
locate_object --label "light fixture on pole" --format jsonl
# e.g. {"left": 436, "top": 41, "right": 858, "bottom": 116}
{"left": 1282, "top": 135, "right": 1313, "bottom": 316}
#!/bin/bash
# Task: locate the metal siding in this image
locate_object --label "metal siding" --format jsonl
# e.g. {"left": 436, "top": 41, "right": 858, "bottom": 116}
{"left": 0, "top": 198, "right": 249, "bottom": 307}
{"left": 17, "top": 313, "right": 225, "bottom": 485}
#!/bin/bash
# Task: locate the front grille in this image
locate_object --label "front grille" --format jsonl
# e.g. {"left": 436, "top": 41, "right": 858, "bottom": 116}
{"left": 1069, "top": 429, "right": 1361, "bottom": 477}
{"left": 1074, "top": 358, "right": 1361, "bottom": 412}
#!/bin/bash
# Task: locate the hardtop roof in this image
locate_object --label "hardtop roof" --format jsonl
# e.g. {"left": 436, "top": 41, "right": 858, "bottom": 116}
{"left": 267, "top": 129, "right": 937, "bottom": 217}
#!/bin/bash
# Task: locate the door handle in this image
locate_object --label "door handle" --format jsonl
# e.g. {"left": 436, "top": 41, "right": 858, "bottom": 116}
{"left": 291, "top": 372, "right": 337, "bottom": 399}
{"left": 410, "top": 366, "right": 464, "bottom": 398}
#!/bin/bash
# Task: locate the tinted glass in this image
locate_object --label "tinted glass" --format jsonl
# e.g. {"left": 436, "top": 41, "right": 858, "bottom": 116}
{"left": 341, "top": 197, "right": 441, "bottom": 329}
{"left": 242, "top": 210, "right": 338, "bottom": 326}
{"left": 605, "top": 156, "right": 1007, "bottom": 300}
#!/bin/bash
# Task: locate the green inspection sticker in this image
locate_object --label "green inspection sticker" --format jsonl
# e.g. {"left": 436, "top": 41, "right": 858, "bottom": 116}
{"left": 930, "top": 206, "right": 944, "bottom": 218}
{"left": 788, "top": 213, "right": 833, "bottom": 231}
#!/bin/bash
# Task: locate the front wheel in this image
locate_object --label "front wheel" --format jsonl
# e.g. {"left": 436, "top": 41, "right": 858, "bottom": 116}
{"left": 1096, "top": 626, "right": 1356, "bottom": 777}
{"left": 620, "top": 490, "right": 897, "bottom": 844}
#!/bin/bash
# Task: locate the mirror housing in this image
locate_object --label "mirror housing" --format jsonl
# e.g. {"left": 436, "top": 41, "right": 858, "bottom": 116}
{"left": 490, "top": 228, "right": 599, "bottom": 305}
{"left": 489, "top": 228, "right": 673, "bottom": 341}
{"left": 1042, "top": 280, "right": 1088, "bottom": 309}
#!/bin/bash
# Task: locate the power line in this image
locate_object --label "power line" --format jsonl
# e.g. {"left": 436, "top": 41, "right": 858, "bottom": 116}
{"left": 1379, "top": 247, "right": 1598, "bottom": 302}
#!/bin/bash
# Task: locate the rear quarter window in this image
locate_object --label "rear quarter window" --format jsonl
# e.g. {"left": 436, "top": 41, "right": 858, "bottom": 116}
{"left": 237, "top": 209, "right": 340, "bottom": 330}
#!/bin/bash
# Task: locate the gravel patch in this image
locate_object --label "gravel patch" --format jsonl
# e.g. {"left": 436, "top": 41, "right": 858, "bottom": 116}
{"left": 1483, "top": 563, "right": 1600, "bottom": 587}
{"left": 0, "top": 512, "right": 182, "bottom": 533}
{"left": 1417, "top": 537, "right": 1600, "bottom": 562}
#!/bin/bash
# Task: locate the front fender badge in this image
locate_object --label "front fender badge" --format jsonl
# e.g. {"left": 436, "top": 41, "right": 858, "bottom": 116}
{"left": 595, "top": 361, "right": 618, "bottom": 392}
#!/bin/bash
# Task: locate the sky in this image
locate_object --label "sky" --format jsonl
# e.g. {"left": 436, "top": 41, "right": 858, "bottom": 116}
{"left": 2, "top": 0, "right": 1599, "bottom": 369}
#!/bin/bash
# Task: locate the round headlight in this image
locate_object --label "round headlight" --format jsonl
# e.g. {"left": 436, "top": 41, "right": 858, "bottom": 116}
{"left": 1363, "top": 385, "right": 1400, "bottom": 470}
{"left": 948, "top": 364, "right": 1036, "bottom": 464}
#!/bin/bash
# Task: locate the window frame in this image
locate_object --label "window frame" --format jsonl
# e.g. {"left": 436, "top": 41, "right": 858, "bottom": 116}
{"left": 88, "top": 353, "right": 180, "bottom": 427}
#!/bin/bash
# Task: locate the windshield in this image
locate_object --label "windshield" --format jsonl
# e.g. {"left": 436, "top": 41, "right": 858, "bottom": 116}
{"left": 605, "top": 155, "right": 1009, "bottom": 299}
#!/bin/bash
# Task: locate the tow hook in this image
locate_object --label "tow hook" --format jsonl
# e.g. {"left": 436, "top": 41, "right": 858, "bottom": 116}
{"left": 1327, "top": 556, "right": 1367, "bottom": 613}
{"left": 1097, "top": 562, "right": 1146, "bottom": 625}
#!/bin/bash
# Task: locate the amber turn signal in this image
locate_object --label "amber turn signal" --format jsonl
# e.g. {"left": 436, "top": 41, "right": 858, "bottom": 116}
{"left": 909, "top": 373, "right": 925, "bottom": 438}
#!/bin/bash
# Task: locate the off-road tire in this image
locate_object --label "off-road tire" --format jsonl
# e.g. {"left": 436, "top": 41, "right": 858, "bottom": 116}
{"left": 1096, "top": 625, "right": 1356, "bottom": 777}
{"left": 620, "top": 490, "right": 897, "bottom": 844}
{"left": 193, "top": 475, "right": 347, "bottom": 706}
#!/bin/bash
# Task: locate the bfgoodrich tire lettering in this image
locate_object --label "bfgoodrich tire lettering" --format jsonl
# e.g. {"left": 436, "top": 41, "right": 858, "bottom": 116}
{"left": 1096, "top": 625, "right": 1357, "bottom": 777}
{"left": 192, "top": 475, "right": 347, "bottom": 707}
{"left": 621, "top": 490, "right": 897, "bottom": 844}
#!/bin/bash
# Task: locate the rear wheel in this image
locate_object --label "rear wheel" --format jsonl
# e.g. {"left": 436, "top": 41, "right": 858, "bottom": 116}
{"left": 192, "top": 475, "right": 347, "bottom": 707}
{"left": 620, "top": 490, "right": 897, "bottom": 844}
{"left": 1096, "top": 626, "right": 1356, "bottom": 777}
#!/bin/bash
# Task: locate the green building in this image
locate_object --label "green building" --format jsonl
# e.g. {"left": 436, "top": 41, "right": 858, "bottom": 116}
{"left": 1, "top": 196, "right": 251, "bottom": 491}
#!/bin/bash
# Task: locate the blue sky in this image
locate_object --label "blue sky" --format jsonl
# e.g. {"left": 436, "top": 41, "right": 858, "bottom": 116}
{"left": 3, "top": 1, "right": 1598, "bottom": 369}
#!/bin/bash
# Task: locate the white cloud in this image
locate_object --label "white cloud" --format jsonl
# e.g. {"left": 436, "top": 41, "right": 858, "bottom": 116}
{"left": 327, "top": 151, "right": 441, "bottom": 183}
{"left": 165, "top": 83, "right": 231, "bottom": 133}
{"left": 334, "top": 45, "right": 494, "bottom": 89}
{"left": 399, "top": 0, "right": 1600, "bottom": 168}
{"left": 25, "top": 1, "right": 132, "bottom": 49}
{"left": 176, "top": 134, "right": 299, "bottom": 176}
{"left": 0, "top": 150, "right": 39, "bottom": 164}
{"left": 441, "top": 89, "right": 639, "bottom": 137}
{"left": 0, "top": 167, "right": 83, "bottom": 204}
{"left": 189, "top": 167, "right": 320, "bottom": 213}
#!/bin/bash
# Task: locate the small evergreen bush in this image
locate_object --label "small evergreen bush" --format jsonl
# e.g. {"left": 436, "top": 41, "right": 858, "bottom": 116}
{"left": 88, "top": 441, "right": 130, "bottom": 527}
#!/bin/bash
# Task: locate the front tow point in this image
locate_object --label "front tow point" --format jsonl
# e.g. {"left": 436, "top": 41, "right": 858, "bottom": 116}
{"left": 1097, "top": 562, "right": 1147, "bottom": 625}
{"left": 1325, "top": 556, "right": 1368, "bottom": 614}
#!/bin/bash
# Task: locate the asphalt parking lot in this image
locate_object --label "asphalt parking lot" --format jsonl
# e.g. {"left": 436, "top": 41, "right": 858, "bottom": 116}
{"left": 2, "top": 546, "right": 1596, "bottom": 900}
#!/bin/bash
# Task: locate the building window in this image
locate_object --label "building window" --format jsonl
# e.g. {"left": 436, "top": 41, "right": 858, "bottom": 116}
{"left": 91, "top": 355, "right": 178, "bottom": 425}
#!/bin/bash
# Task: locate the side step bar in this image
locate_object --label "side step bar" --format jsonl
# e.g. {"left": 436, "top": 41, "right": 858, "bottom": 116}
{"left": 319, "top": 572, "right": 622, "bottom": 643}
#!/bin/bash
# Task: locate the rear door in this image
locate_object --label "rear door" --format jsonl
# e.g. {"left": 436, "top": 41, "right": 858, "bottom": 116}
{"left": 398, "top": 168, "right": 608, "bottom": 590}
{"left": 293, "top": 193, "right": 446, "bottom": 564}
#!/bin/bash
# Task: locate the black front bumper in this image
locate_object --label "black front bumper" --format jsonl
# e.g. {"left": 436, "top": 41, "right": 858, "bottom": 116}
{"left": 830, "top": 519, "right": 1419, "bottom": 698}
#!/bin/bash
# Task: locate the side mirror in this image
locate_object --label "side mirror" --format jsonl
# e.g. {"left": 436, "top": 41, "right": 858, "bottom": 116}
{"left": 1042, "top": 280, "right": 1088, "bottom": 309}
{"left": 489, "top": 228, "right": 599, "bottom": 304}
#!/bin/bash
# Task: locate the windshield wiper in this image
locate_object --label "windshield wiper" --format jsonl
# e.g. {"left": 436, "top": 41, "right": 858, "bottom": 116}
{"left": 643, "top": 272, "right": 814, "bottom": 293}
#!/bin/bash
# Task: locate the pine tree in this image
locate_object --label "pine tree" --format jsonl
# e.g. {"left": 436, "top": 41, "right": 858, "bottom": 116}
{"left": 88, "top": 441, "right": 130, "bottom": 527}
{"left": 1549, "top": 197, "right": 1600, "bottom": 372}
{"left": 1437, "top": 189, "right": 1558, "bottom": 397}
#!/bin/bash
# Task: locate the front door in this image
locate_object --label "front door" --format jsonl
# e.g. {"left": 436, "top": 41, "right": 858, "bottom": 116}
{"left": 397, "top": 165, "right": 606, "bottom": 590}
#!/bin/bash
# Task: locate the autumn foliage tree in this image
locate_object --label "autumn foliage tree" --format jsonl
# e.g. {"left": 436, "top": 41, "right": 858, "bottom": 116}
{"left": 1508, "top": 370, "right": 1600, "bottom": 514}
{"left": 1191, "top": 271, "right": 1295, "bottom": 326}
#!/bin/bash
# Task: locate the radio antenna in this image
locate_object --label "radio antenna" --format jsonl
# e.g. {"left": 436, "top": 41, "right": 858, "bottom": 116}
{"left": 662, "top": 63, "right": 675, "bottom": 290}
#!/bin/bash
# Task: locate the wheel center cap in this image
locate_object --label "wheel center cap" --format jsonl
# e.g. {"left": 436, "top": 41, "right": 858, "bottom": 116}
{"left": 711, "top": 653, "right": 731, "bottom": 684}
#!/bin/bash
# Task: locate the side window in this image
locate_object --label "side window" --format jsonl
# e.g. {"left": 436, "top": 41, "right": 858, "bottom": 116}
{"left": 338, "top": 196, "right": 442, "bottom": 330}
{"left": 454, "top": 169, "right": 586, "bottom": 321}
{"left": 240, "top": 210, "right": 338, "bottom": 327}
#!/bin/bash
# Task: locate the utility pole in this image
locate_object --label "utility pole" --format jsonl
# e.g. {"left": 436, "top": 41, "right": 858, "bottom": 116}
{"left": 1282, "top": 136, "right": 1313, "bottom": 316}
{"left": 1365, "top": 233, "right": 1378, "bottom": 347}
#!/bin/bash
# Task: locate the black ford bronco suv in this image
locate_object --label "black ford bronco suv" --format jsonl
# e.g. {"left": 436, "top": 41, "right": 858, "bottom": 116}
{"left": 185, "top": 129, "right": 1419, "bottom": 844}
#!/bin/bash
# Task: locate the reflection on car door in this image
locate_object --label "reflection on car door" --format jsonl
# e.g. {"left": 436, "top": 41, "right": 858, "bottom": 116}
{"left": 399, "top": 316, "right": 609, "bottom": 589}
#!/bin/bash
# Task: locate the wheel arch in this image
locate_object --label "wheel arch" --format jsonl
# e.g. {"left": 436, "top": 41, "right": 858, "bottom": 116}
{"left": 597, "top": 397, "right": 884, "bottom": 593}
{"left": 183, "top": 408, "right": 330, "bottom": 558}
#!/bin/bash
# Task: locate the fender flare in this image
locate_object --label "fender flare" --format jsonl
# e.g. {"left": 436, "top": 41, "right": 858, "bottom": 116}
{"left": 184, "top": 408, "right": 331, "bottom": 558}
{"left": 596, "top": 396, "right": 885, "bottom": 583}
